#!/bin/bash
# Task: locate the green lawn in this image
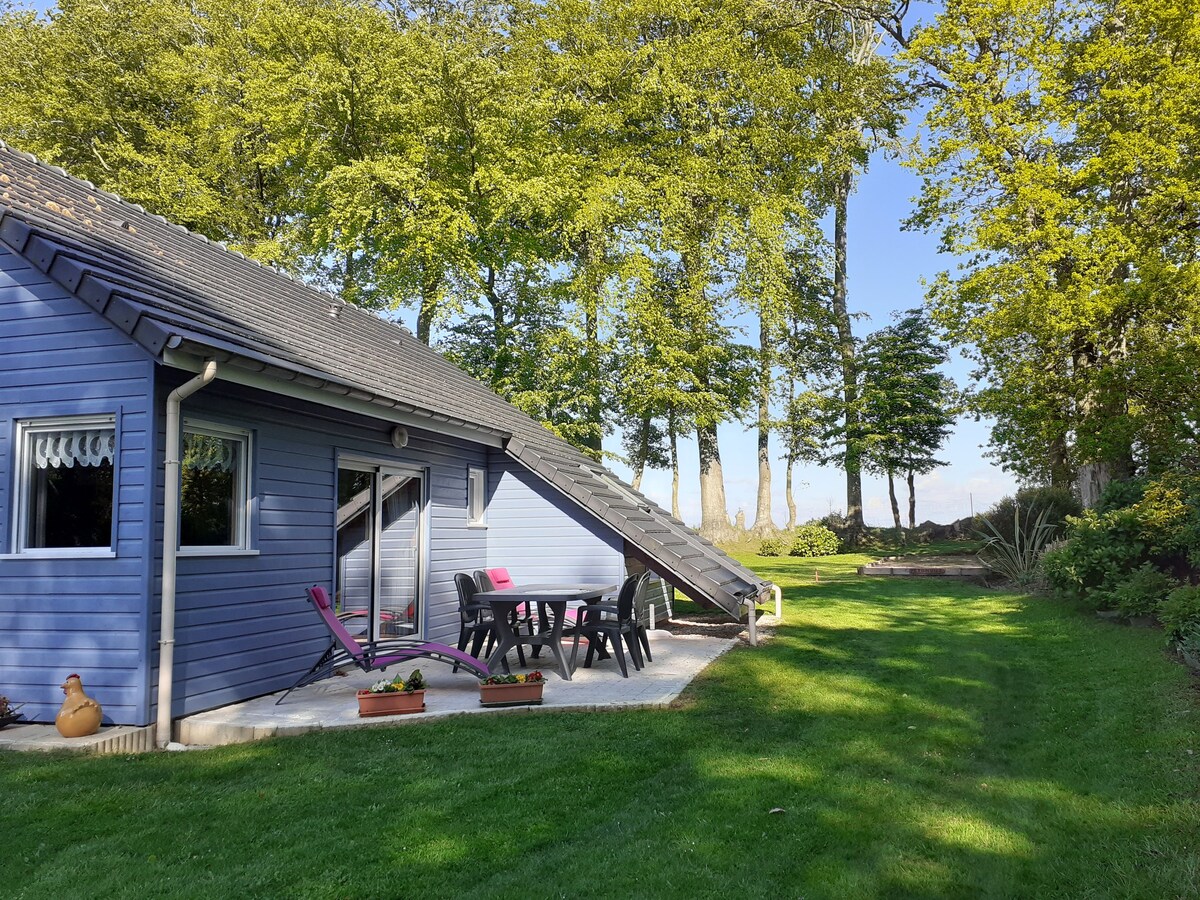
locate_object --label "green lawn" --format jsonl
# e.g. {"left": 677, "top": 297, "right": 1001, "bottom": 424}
{"left": 4, "top": 553, "right": 1198, "bottom": 898}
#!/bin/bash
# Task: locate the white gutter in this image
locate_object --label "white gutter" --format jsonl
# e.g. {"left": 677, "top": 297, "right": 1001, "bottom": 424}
{"left": 156, "top": 360, "right": 218, "bottom": 748}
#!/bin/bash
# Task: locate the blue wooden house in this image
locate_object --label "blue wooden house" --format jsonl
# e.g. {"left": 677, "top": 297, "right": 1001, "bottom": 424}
{"left": 0, "top": 143, "right": 772, "bottom": 737}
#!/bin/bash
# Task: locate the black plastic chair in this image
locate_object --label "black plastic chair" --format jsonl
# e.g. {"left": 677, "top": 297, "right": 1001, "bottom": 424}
{"left": 632, "top": 575, "right": 654, "bottom": 664}
{"left": 569, "top": 573, "right": 646, "bottom": 677}
{"left": 474, "top": 569, "right": 539, "bottom": 656}
{"left": 456, "top": 571, "right": 525, "bottom": 671}
{"left": 454, "top": 572, "right": 502, "bottom": 672}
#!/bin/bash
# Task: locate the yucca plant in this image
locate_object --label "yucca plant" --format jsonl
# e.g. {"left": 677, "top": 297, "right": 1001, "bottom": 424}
{"left": 977, "top": 505, "right": 1060, "bottom": 583}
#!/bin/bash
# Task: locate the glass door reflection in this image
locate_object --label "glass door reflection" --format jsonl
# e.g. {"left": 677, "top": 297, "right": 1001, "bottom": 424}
{"left": 335, "top": 464, "right": 423, "bottom": 641}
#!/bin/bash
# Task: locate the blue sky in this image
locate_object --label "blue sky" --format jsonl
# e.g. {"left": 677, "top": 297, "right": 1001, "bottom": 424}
{"left": 20, "top": 0, "right": 1018, "bottom": 527}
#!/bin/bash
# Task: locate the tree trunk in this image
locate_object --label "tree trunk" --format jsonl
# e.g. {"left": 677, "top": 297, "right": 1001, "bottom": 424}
{"left": 832, "top": 170, "right": 864, "bottom": 544}
{"left": 697, "top": 421, "right": 730, "bottom": 539}
{"left": 1077, "top": 461, "right": 1111, "bottom": 510}
{"left": 416, "top": 265, "right": 439, "bottom": 345}
{"left": 887, "top": 470, "right": 902, "bottom": 532}
{"left": 579, "top": 230, "right": 603, "bottom": 460}
{"left": 631, "top": 414, "right": 650, "bottom": 492}
{"left": 1048, "top": 432, "right": 1072, "bottom": 489}
{"left": 907, "top": 469, "right": 916, "bottom": 530}
{"left": 1071, "top": 334, "right": 1135, "bottom": 507}
{"left": 785, "top": 451, "right": 798, "bottom": 529}
{"left": 669, "top": 407, "right": 681, "bottom": 521}
{"left": 483, "top": 266, "right": 510, "bottom": 390}
{"left": 752, "top": 319, "right": 773, "bottom": 533}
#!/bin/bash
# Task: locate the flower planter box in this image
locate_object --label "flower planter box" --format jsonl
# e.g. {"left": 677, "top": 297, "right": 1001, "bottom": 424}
{"left": 479, "top": 681, "right": 544, "bottom": 708}
{"left": 356, "top": 689, "right": 425, "bottom": 717}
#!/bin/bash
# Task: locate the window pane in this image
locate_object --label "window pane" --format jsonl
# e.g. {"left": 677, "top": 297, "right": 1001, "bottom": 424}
{"left": 468, "top": 468, "right": 485, "bottom": 523}
{"left": 181, "top": 432, "right": 243, "bottom": 546}
{"left": 24, "top": 425, "right": 115, "bottom": 549}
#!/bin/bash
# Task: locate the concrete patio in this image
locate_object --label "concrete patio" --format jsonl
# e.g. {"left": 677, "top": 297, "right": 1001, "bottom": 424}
{"left": 0, "top": 630, "right": 738, "bottom": 753}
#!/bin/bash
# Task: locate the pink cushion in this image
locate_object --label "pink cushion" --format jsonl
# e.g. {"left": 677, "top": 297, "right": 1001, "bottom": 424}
{"left": 486, "top": 568, "right": 516, "bottom": 590}
{"left": 310, "top": 585, "right": 332, "bottom": 609}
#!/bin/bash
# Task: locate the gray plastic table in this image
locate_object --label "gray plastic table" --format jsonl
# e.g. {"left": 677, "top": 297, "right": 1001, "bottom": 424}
{"left": 475, "top": 583, "right": 615, "bottom": 680}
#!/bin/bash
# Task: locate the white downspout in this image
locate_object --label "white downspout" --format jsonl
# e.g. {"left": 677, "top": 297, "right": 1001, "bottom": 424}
{"left": 156, "top": 361, "right": 218, "bottom": 748}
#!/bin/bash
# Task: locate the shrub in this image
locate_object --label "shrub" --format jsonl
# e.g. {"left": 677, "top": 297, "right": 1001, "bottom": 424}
{"left": 1104, "top": 564, "right": 1177, "bottom": 617}
{"left": 1040, "top": 472, "right": 1200, "bottom": 610}
{"left": 758, "top": 537, "right": 785, "bottom": 557}
{"left": 1132, "top": 475, "right": 1200, "bottom": 564}
{"left": 1097, "top": 477, "right": 1146, "bottom": 513}
{"left": 978, "top": 505, "right": 1059, "bottom": 585}
{"left": 789, "top": 525, "right": 840, "bottom": 557}
{"left": 1180, "top": 625, "right": 1200, "bottom": 661}
{"left": 982, "top": 486, "right": 1082, "bottom": 536}
{"left": 1041, "top": 506, "right": 1146, "bottom": 606}
{"left": 1158, "top": 585, "right": 1200, "bottom": 641}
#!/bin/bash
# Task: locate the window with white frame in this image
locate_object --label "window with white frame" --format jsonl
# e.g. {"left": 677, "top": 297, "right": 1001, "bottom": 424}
{"left": 467, "top": 466, "right": 487, "bottom": 526}
{"left": 180, "top": 422, "right": 251, "bottom": 551}
{"left": 17, "top": 416, "right": 117, "bottom": 552}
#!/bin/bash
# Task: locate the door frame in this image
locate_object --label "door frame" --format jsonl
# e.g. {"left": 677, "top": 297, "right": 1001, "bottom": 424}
{"left": 333, "top": 454, "right": 430, "bottom": 640}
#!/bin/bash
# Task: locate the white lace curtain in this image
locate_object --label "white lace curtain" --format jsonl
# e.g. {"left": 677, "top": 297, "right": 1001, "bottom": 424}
{"left": 183, "top": 433, "right": 237, "bottom": 473}
{"left": 31, "top": 428, "right": 116, "bottom": 469}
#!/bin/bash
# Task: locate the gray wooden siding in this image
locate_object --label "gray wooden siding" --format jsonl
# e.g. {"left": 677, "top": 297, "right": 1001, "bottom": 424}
{"left": 486, "top": 454, "right": 626, "bottom": 585}
{"left": 158, "top": 378, "right": 489, "bottom": 717}
{"left": 0, "top": 247, "right": 156, "bottom": 725}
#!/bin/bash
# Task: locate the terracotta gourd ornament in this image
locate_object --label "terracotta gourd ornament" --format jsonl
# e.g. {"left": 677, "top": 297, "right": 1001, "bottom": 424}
{"left": 55, "top": 673, "right": 103, "bottom": 738}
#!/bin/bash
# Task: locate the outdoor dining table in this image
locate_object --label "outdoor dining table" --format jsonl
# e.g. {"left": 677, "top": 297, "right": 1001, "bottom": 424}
{"left": 475, "top": 583, "right": 616, "bottom": 681}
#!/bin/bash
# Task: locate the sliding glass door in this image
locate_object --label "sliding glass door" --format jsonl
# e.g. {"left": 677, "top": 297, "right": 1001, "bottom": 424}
{"left": 335, "top": 462, "right": 424, "bottom": 641}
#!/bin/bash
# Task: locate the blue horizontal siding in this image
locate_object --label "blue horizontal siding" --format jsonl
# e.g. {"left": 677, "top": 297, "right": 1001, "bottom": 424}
{"left": 157, "top": 378, "right": 492, "bottom": 717}
{"left": 0, "top": 246, "right": 155, "bottom": 725}
{"left": 486, "top": 455, "right": 626, "bottom": 586}
{"left": 1, "top": 246, "right": 642, "bottom": 726}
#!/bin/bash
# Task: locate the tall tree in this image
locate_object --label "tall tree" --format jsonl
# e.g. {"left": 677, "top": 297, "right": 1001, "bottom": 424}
{"left": 898, "top": 0, "right": 1200, "bottom": 501}
{"left": 807, "top": 8, "right": 905, "bottom": 544}
{"left": 859, "top": 309, "right": 956, "bottom": 531}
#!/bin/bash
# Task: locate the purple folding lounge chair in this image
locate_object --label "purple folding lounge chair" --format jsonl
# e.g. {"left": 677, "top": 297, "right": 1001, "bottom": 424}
{"left": 276, "top": 586, "right": 490, "bottom": 704}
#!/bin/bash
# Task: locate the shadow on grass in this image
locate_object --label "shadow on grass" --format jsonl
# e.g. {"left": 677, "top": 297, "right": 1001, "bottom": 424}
{"left": 3, "top": 569, "right": 1197, "bottom": 898}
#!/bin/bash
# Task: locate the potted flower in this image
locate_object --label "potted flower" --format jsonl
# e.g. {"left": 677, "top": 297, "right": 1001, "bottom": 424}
{"left": 356, "top": 669, "right": 427, "bottom": 717}
{"left": 0, "top": 694, "right": 23, "bottom": 729}
{"left": 479, "top": 670, "right": 546, "bottom": 707}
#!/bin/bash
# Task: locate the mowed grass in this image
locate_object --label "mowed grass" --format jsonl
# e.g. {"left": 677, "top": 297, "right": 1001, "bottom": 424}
{"left": 4, "top": 552, "right": 1199, "bottom": 898}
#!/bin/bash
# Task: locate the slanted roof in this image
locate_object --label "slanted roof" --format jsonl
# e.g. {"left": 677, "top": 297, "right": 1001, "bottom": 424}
{"left": 0, "top": 141, "right": 773, "bottom": 617}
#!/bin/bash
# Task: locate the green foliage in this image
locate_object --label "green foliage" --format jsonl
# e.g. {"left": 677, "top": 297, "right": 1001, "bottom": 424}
{"left": 977, "top": 505, "right": 1059, "bottom": 585}
{"left": 1157, "top": 585, "right": 1200, "bottom": 642}
{"left": 758, "top": 537, "right": 786, "bottom": 557}
{"left": 982, "top": 486, "right": 1082, "bottom": 535}
{"left": 367, "top": 669, "right": 425, "bottom": 694}
{"left": 903, "top": 0, "right": 1200, "bottom": 488}
{"left": 1098, "top": 477, "right": 1147, "bottom": 514}
{"left": 859, "top": 310, "right": 956, "bottom": 479}
{"left": 1042, "top": 507, "right": 1146, "bottom": 606}
{"left": 0, "top": 0, "right": 895, "bottom": 488}
{"left": 1134, "top": 477, "right": 1200, "bottom": 564}
{"left": 1041, "top": 471, "right": 1200, "bottom": 609}
{"left": 1105, "top": 565, "right": 1177, "bottom": 619}
{"left": 788, "top": 525, "right": 841, "bottom": 558}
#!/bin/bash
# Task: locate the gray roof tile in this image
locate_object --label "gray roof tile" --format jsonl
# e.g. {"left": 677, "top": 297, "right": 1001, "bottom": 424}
{"left": 0, "top": 141, "right": 773, "bottom": 617}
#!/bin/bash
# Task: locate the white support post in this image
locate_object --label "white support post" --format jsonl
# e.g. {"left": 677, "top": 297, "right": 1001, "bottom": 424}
{"left": 772, "top": 584, "right": 783, "bottom": 620}
{"left": 745, "top": 598, "right": 758, "bottom": 646}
